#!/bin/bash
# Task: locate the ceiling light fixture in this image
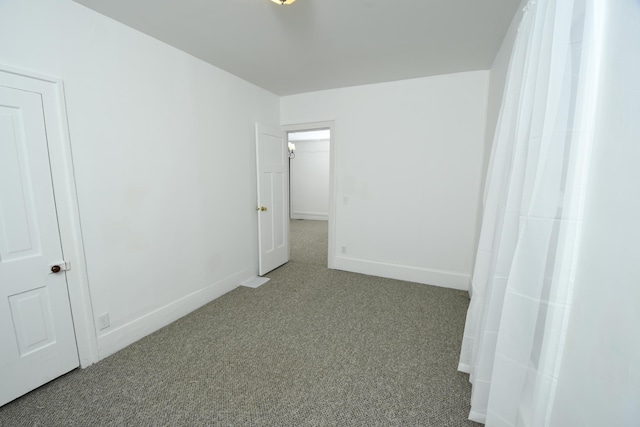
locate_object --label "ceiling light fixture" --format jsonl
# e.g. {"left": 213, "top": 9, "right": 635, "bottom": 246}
{"left": 270, "top": 0, "right": 296, "bottom": 5}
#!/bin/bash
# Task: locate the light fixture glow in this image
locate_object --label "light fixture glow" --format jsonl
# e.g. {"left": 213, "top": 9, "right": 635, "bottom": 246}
{"left": 270, "top": 0, "right": 296, "bottom": 5}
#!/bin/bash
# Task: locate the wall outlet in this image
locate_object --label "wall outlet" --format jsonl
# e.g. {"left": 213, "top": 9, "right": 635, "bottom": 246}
{"left": 341, "top": 246, "right": 347, "bottom": 254}
{"left": 97, "top": 313, "right": 110, "bottom": 330}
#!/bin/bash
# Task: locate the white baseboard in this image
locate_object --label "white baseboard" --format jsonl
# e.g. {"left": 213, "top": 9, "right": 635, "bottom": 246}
{"left": 458, "top": 362, "right": 472, "bottom": 374}
{"left": 291, "top": 211, "right": 328, "bottom": 221}
{"left": 333, "top": 256, "right": 470, "bottom": 290}
{"left": 96, "top": 268, "right": 252, "bottom": 360}
{"left": 468, "top": 410, "right": 486, "bottom": 424}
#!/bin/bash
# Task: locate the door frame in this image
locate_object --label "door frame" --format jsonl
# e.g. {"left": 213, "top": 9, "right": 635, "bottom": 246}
{"left": 282, "top": 121, "right": 336, "bottom": 269}
{"left": 0, "top": 64, "right": 98, "bottom": 367}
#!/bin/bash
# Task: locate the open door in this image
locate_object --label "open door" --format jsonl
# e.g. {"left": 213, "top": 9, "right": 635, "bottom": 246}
{"left": 0, "top": 85, "right": 79, "bottom": 406}
{"left": 255, "top": 123, "right": 289, "bottom": 275}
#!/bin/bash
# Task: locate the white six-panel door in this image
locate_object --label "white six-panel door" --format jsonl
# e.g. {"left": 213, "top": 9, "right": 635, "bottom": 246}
{"left": 255, "top": 123, "right": 289, "bottom": 275}
{"left": 0, "top": 86, "right": 78, "bottom": 406}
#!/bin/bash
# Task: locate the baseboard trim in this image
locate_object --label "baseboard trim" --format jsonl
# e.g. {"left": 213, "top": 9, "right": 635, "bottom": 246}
{"left": 458, "top": 362, "right": 472, "bottom": 374}
{"left": 96, "top": 268, "right": 252, "bottom": 360}
{"left": 333, "top": 256, "right": 469, "bottom": 290}
{"left": 291, "top": 211, "right": 328, "bottom": 221}
{"left": 468, "top": 410, "right": 486, "bottom": 424}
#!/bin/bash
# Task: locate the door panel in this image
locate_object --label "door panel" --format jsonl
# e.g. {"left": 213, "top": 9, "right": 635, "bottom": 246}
{"left": 271, "top": 170, "right": 285, "bottom": 249}
{"left": 9, "top": 286, "right": 56, "bottom": 356}
{"left": 0, "top": 106, "right": 42, "bottom": 261}
{"left": 0, "top": 86, "right": 78, "bottom": 406}
{"left": 256, "top": 124, "right": 289, "bottom": 275}
{"left": 259, "top": 172, "right": 274, "bottom": 252}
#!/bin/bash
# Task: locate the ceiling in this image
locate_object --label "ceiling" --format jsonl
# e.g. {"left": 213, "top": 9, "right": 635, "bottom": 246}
{"left": 73, "top": 0, "right": 520, "bottom": 96}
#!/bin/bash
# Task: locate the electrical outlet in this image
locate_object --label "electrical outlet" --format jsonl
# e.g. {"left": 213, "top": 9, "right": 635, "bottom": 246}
{"left": 97, "top": 313, "right": 110, "bottom": 330}
{"left": 341, "top": 246, "right": 347, "bottom": 254}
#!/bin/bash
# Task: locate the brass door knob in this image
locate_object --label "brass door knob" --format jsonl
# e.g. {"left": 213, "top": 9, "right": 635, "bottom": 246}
{"left": 256, "top": 206, "right": 267, "bottom": 212}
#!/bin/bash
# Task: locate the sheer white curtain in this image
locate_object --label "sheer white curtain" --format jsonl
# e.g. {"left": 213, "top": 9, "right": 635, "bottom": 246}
{"left": 458, "top": 0, "right": 602, "bottom": 425}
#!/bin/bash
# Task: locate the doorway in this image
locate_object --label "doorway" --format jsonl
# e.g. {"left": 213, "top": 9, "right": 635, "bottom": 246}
{"left": 283, "top": 122, "right": 336, "bottom": 269}
{"left": 287, "top": 129, "right": 330, "bottom": 267}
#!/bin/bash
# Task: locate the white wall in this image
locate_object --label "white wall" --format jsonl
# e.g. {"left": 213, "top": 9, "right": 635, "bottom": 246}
{"left": 0, "top": 0, "right": 279, "bottom": 360}
{"left": 482, "top": 2, "right": 525, "bottom": 173}
{"left": 549, "top": 2, "right": 640, "bottom": 425}
{"left": 281, "top": 72, "right": 490, "bottom": 290}
{"left": 469, "top": 2, "right": 524, "bottom": 281}
{"left": 290, "top": 139, "right": 330, "bottom": 220}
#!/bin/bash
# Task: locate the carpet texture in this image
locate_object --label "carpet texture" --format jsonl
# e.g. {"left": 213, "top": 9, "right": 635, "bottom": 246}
{"left": 0, "top": 220, "right": 477, "bottom": 426}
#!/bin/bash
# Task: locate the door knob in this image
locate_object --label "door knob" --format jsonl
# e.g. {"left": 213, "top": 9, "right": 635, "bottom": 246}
{"left": 51, "top": 265, "right": 61, "bottom": 273}
{"left": 260, "top": 206, "right": 267, "bottom": 212}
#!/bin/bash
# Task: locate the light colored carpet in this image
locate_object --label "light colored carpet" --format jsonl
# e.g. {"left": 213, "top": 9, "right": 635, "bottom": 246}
{"left": 289, "top": 218, "right": 328, "bottom": 267}
{"left": 0, "top": 219, "right": 477, "bottom": 426}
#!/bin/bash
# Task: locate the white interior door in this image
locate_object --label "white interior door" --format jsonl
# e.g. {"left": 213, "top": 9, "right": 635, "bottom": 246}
{"left": 0, "top": 85, "right": 79, "bottom": 406}
{"left": 255, "top": 123, "right": 289, "bottom": 275}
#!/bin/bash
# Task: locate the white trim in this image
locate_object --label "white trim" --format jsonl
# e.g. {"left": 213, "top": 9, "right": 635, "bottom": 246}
{"left": 468, "top": 411, "right": 487, "bottom": 424}
{"left": 333, "top": 256, "right": 470, "bottom": 290}
{"left": 291, "top": 211, "right": 328, "bottom": 221}
{"left": 457, "top": 362, "right": 472, "bottom": 374}
{"left": 287, "top": 138, "right": 329, "bottom": 144}
{"left": 0, "top": 64, "right": 99, "bottom": 367}
{"left": 96, "top": 269, "right": 248, "bottom": 359}
{"left": 282, "top": 121, "right": 337, "bottom": 269}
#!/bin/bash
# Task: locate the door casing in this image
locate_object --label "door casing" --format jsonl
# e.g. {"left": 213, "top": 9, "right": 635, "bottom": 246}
{"left": 0, "top": 64, "right": 98, "bottom": 368}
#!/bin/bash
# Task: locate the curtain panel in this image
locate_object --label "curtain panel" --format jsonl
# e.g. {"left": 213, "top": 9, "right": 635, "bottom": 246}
{"left": 458, "top": 0, "right": 602, "bottom": 425}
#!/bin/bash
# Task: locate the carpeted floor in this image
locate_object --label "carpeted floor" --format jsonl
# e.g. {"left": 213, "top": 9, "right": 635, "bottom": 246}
{"left": 289, "top": 218, "right": 328, "bottom": 267}
{"left": 0, "top": 220, "right": 477, "bottom": 426}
